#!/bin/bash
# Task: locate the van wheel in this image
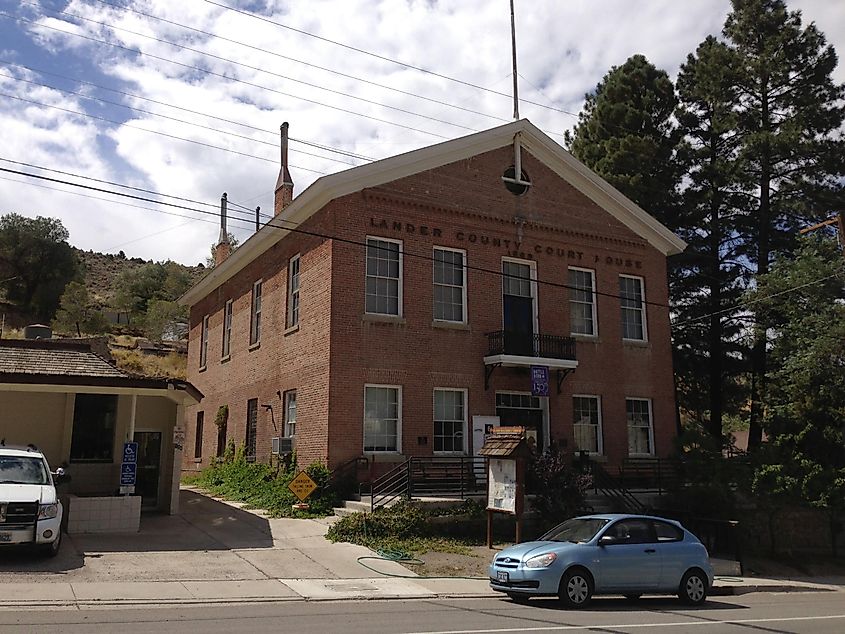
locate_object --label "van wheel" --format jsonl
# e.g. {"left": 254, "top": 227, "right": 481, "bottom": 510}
{"left": 558, "top": 567, "right": 593, "bottom": 609}
{"left": 679, "top": 569, "right": 707, "bottom": 605}
{"left": 41, "top": 531, "right": 61, "bottom": 558}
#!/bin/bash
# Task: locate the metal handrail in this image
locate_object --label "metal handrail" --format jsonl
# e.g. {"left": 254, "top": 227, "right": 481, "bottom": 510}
{"left": 328, "top": 456, "right": 368, "bottom": 500}
{"left": 369, "top": 456, "right": 488, "bottom": 511}
{"left": 589, "top": 461, "right": 648, "bottom": 514}
{"left": 370, "top": 459, "right": 411, "bottom": 512}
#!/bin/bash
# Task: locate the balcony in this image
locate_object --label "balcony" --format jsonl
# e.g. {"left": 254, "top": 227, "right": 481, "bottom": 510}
{"left": 484, "top": 330, "right": 578, "bottom": 391}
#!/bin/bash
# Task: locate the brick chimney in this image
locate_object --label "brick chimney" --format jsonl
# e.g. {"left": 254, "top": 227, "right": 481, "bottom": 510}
{"left": 274, "top": 122, "right": 294, "bottom": 216}
{"left": 214, "top": 192, "right": 231, "bottom": 266}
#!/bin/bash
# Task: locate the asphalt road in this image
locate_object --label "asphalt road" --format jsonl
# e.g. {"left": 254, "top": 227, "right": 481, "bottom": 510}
{"left": 1, "top": 592, "right": 844, "bottom": 633}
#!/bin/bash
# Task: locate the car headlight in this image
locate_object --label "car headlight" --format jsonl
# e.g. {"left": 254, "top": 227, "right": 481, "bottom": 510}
{"left": 38, "top": 503, "right": 58, "bottom": 520}
{"left": 524, "top": 552, "right": 557, "bottom": 568}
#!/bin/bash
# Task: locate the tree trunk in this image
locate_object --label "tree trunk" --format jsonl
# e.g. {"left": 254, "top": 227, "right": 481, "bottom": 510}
{"left": 707, "top": 135, "right": 724, "bottom": 440}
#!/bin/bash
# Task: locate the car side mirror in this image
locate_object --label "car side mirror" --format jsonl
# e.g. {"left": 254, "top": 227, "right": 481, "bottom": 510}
{"left": 52, "top": 467, "right": 68, "bottom": 484}
{"left": 599, "top": 535, "right": 616, "bottom": 547}
{"left": 55, "top": 467, "right": 65, "bottom": 477}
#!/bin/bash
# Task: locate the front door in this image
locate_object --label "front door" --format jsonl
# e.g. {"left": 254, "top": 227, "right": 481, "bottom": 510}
{"left": 495, "top": 393, "right": 546, "bottom": 452}
{"left": 134, "top": 431, "right": 162, "bottom": 509}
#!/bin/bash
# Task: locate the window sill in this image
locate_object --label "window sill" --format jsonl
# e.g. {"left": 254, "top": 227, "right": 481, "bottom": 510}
{"left": 193, "top": 458, "right": 203, "bottom": 464}
{"left": 220, "top": 355, "right": 230, "bottom": 364}
{"left": 284, "top": 324, "right": 300, "bottom": 336}
{"left": 622, "top": 339, "right": 649, "bottom": 348}
{"left": 584, "top": 454, "right": 607, "bottom": 462}
{"left": 431, "top": 320, "right": 470, "bottom": 331}
{"left": 198, "top": 365, "right": 207, "bottom": 373}
{"left": 362, "top": 314, "right": 406, "bottom": 325}
{"left": 248, "top": 341, "right": 261, "bottom": 351}
{"left": 433, "top": 451, "right": 468, "bottom": 457}
{"left": 571, "top": 333, "right": 599, "bottom": 342}
{"left": 629, "top": 453, "right": 655, "bottom": 458}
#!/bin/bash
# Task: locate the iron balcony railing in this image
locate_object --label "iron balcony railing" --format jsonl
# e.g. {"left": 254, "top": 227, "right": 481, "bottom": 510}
{"left": 486, "top": 330, "right": 576, "bottom": 360}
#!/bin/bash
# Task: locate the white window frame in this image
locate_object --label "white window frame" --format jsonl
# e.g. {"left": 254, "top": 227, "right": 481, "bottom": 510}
{"left": 626, "top": 397, "right": 655, "bottom": 457}
{"left": 433, "top": 246, "right": 467, "bottom": 324}
{"left": 286, "top": 254, "right": 300, "bottom": 328}
{"left": 569, "top": 267, "right": 598, "bottom": 337}
{"left": 365, "top": 236, "right": 403, "bottom": 317}
{"left": 572, "top": 394, "right": 603, "bottom": 455}
{"left": 250, "top": 279, "right": 263, "bottom": 346}
{"left": 221, "top": 299, "right": 233, "bottom": 359}
{"left": 433, "top": 388, "right": 468, "bottom": 455}
{"left": 363, "top": 384, "right": 402, "bottom": 453}
{"left": 501, "top": 256, "right": 539, "bottom": 336}
{"left": 619, "top": 274, "right": 648, "bottom": 342}
{"left": 199, "top": 314, "right": 209, "bottom": 368}
{"left": 284, "top": 390, "right": 297, "bottom": 437}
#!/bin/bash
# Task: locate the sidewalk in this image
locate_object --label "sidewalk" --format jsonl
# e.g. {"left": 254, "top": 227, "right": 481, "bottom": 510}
{"left": 1, "top": 488, "right": 842, "bottom": 609}
{"left": 0, "top": 574, "right": 842, "bottom": 609}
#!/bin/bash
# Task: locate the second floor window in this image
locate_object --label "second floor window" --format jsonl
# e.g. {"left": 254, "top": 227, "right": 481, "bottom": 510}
{"left": 284, "top": 390, "right": 297, "bottom": 437}
{"left": 250, "top": 280, "right": 263, "bottom": 345}
{"left": 569, "top": 268, "right": 597, "bottom": 336}
{"left": 365, "top": 237, "right": 401, "bottom": 316}
{"left": 287, "top": 254, "right": 300, "bottom": 328}
{"left": 199, "top": 315, "right": 209, "bottom": 368}
{"left": 433, "top": 248, "right": 466, "bottom": 322}
{"left": 620, "top": 275, "right": 647, "bottom": 341}
{"left": 222, "top": 300, "right": 232, "bottom": 359}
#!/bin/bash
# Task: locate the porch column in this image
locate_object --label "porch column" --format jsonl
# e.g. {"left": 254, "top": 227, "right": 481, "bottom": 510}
{"left": 127, "top": 394, "right": 137, "bottom": 441}
{"left": 170, "top": 401, "right": 185, "bottom": 515}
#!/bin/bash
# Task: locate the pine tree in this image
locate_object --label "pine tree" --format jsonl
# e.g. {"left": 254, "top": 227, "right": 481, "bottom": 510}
{"left": 564, "top": 54, "right": 681, "bottom": 228}
{"left": 673, "top": 37, "right": 750, "bottom": 439}
{"left": 724, "top": 0, "right": 845, "bottom": 449}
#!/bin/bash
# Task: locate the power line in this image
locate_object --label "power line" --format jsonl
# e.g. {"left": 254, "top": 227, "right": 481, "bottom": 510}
{"left": 6, "top": 8, "right": 456, "bottom": 139}
{"left": 201, "top": 0, "right": 579, "bottom": 118}
{"left": 0, "top": 60, "right": 375, "bottom": 163}
{"left": 0, "top": 165, "right": 673, "bottom": 309}
{"left": 0, "top": 92, "right": 327, "bottom": 174}
{"left": 92, "top": 0, "right": 513, "bottom": 127}
{"left": 1, "top": 71, "right": 360, "bottom": 167}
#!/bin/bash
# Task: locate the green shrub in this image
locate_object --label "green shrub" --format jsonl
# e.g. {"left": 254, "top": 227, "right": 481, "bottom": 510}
{"left": 191, "top": 444, "right": 339, "bottom": 518}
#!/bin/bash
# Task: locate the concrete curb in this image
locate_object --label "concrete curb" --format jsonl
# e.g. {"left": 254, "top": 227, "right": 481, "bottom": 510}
{"left": 0, "top": 583, "right": 838, "bottom": 610}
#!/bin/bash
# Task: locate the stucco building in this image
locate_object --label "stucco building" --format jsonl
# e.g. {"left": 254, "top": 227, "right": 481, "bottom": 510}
{"left": 181, "top": 120, "right": 685, "bottom": 479}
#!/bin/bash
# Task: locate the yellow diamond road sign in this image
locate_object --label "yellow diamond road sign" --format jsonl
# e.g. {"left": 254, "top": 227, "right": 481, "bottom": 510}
{"left": 288, "top": 471, "right": 317, "bottom": 502}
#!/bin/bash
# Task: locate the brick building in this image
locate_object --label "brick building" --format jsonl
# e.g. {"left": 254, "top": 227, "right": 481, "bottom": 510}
{"left": 180, "top": 119, "right": 685, "bottom": 477}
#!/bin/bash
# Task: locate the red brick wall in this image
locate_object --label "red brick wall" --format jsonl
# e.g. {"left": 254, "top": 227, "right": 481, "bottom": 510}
{"left": 183, "top": 144, "right": 678, "bottom": 473}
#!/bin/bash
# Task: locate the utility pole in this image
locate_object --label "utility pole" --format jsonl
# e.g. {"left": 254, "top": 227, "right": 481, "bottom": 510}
{"left": 799, "top": 210, "right": 845, "bottom": 255}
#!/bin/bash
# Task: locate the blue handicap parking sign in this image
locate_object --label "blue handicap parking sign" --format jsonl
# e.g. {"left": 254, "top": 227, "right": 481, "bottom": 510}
{"left": 120, "top": 462, "right": 137, "bottom": 486}
{"left": 123, "top": 442, "right": 138, "bottom": 464}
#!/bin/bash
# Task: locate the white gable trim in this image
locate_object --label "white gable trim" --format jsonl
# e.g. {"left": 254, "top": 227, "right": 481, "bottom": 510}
{"left": 181, "top": 120, "right": 685, "bottom": 306}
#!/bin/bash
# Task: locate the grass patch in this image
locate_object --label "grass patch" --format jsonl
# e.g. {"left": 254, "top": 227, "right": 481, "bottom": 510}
{"left": 111, "top": 347, "right": 186, "bottom": 378}
{"left": 187, "top": 443, "right": 338, "bottom": 518}
{"left": 326, "top": 500, "right": 485, "bottom": 556}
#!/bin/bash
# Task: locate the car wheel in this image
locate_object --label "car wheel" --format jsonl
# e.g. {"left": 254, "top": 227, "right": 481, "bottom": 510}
{"left": 624, "top": 594, "right": 641, "bottom": 601}
{"left": 678, "top": 569, "right": 707, "bottom": 605}
{"left": 507, "top": 592, "right": 530, "bottom": 604}
{"left": 41, "top": 530, "right": 61, "bottom": 558}
{"left": 558, "top": 567, "right": 593, "bottom": 609}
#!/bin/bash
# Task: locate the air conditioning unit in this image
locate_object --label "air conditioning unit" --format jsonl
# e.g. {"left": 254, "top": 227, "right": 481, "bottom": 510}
{"left": 271, "top": 437, "right": 293, "bottom": 455}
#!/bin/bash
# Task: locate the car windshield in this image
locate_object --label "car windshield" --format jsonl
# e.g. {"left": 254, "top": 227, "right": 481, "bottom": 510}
{"left": 540, "top": 517, "right": 609, "bottom": 543}
{"left": 0, "top": 456, "right": 49, "bottom": 485}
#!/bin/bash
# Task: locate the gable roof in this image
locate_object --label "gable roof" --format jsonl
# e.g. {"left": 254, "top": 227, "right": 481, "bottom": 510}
{"left": 182, "top": 119, "right": 686, "bottom": 306}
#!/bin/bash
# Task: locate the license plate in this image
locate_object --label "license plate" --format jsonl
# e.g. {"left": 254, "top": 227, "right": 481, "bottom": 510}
{"left": 497, "top": 570, "right": 509, "bottom": 583}
{"left": 0, "top": 533, "right": 11, "bottom": 543}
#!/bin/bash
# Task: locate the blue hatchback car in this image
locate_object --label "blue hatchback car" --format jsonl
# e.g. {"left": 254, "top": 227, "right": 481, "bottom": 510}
{"left": 489, "top": 514, "right": 714, "bottom": 608}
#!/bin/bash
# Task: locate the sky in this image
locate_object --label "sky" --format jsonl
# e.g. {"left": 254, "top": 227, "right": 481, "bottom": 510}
{"left": 0, "top": 0, "right": 843, "bottom": 266}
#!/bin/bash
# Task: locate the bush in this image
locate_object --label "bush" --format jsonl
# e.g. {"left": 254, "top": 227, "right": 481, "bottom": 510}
{"left": 528, "top": 441, "right": 591, "bottom": 528}
{"left": 191, "top": 445, "right": 339, "bottom": 518}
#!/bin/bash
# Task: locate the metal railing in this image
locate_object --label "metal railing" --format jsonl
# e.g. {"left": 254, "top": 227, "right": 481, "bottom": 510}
{"left": 617, "top": 458, "right": 680, "bottom": 495}
{"left": 486, "top": 330, "right": 576, "bottom": 360}
{"left": 370, "top": 456, "right": 488, "bottom": 511}
{"left": 328, "top": 456, "right": 369, "bottom": 501}
{"left": 587, "top": 461, "right": 648, "bottom": 514}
